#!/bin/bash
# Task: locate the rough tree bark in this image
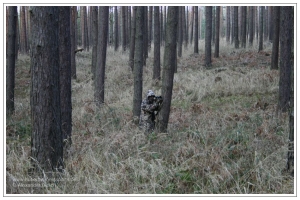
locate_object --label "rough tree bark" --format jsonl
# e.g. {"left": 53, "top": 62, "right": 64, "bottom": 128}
{"left": 205, "top": 6, "right": 212, "bottom": 67}
{"left": 132, "top": 6, "right": 144, "bottom": 124}
{"left": 194, "top": 6, "right": 198, "bottom": 54}
{"left": 91, "top": 6, "right": 98, "bottom": 79}
{"left": 129, "top": 6, "right": 137, "bottom": 71}
{"left": 95, "top": 6, "right": 109, "bottom": 106}
{"left": 258, "top": 6, "right": 264, "bottom": 52}
{"left": 271, "top": 6, "right": 280, "bottom": 70}
{"left": 214, "top": 6, "right": 220, "bottom": 58}
{"left": 153, "top": 6, "right": 161, "bottom": 81}
{"left": 234, "top": 6, "right": 239, "bottom": 48}
{"left": 59, "top": 7, "right": 72, "bottom": 148}
{"left": 157, "top": 6, "right": 178, "bottom": 133}
{"left": 30, "top": 6, "right": 63, "bottom": 173}
{"left": 226, "top": 6, "right": 230, "bottom": 43}
{"left": 114, "top": 6, "right": 119, "bottom": 51}
{"left": 6, "top": 6, "right": 17, "bottom": 117}
{"left": 71, "top": 6, "right": 77, "bottom": 79}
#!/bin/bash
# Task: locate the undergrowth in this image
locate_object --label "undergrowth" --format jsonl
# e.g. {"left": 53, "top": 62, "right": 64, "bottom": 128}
{"left": 6, "top": 40, "right": 293, "bottom": 194}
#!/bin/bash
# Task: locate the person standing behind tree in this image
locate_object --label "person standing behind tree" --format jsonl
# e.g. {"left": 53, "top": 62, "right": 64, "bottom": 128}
{"left": 139, "top": 90, "right": 163, "bottom": 134}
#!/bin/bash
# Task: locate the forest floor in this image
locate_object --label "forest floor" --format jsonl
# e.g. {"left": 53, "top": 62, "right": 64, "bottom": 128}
{"left": 6, "top": 40, "right": 294, "bottom": 195}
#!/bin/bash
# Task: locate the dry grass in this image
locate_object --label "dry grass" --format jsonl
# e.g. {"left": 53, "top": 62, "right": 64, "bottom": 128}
{"left": 6, "top": 40, "right": 294, "bottom": 194}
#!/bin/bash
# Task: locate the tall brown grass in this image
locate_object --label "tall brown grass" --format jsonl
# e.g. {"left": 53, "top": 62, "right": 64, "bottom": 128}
{"left": 6, "top": 40, "right": 294, "bottom": 194}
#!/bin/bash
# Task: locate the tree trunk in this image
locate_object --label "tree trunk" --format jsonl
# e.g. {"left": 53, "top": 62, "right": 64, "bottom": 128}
{"left": 95, "top": 6, "right": 109, "bottom": 106}
{"left": 128, "top": 7, "right": 131, "bottom": 48}
{"left": 6, "top": 6, "right": 17, "bottom": 117}
{"left": 190, "top": 6, "right": 194, "bottom": 44}
{"left": 70, "top": 6, "right": 77, "bottom": 79}
{"left": 148, "top": 6, "right": 153, "bottom": 49}
{"left": 199, "top": 7, "right": 202, "bottom": 40}
{"left": 234, "top": 6, "right": 239, "bottom": 48}
{"left": 268, "top": 7, "right": 273, "bottom": 41}
{"left": 109, "top": 7, "right": 114, "bottom": 46}
{"left": 271, "top": 6, "right": 280, "bottom": 70}
{"left": 212, "top": 7, "right": 215, "bottom": 44}
{"left": 226, "top": 6, "right": 231, "bottom": 43}
{"left": 132, "top": 6, "right": 144, "bottom": 124}
{"left": 20, "top": 6, "right": 28, "bottom": 54}
{"left": 278, "top": 6, "right": 292, "bottom": 113}
{"left": 182, "top": 6, "right": 188, "bottom": 48}
{"left": 249, "top": 6, "right": 254, "bottom": 46}
{"left": 241, "top": 6, "right": 247, "bottom": 48}
{"left": 258, "top": 6, "right": 264, "bottom": 52}
{"left": 185, "top": 7, "right": 189, "bottom": 45}
{"left": 194, "top": 6, "right": 199, "bottom": 54}
{"left": 122, "top": 6, "right": 127, "bottom": 52}
{"left": 85, "top": 7, "right": 89, "bottom": 51}
{"left": 91, "top": 6, "right": 98, "bottom": 79}
{"left": 264, "top": 7, "right": 268, "bottom": 41}
{"left": 157, "top": 6, "right": 178, "bottom": 133}
{"left": 205, "top": 6, "right": 212, "bottom": 67}
{"left": 178, "top": 6, "right": 183, "bottom": 57}
{"left": 143, "top": 6, "right": 148, "bottom": 65}
{"left": 129, "top": 6, "right": 137, "bottom": 71}
{"left": 30, "top": 6, "right": 63, "bottom": 173}
{"left": 59, "top": 7, "right": 72, "bottom": 149}
{"left": 285, "top": 7, "right": 294, "bottom": 176}
{"left": 114, "top": 6, "right": 119, "bottom": 51}
{"left": 153, "top": 6, "right": 161, "bottom": 81}
{"left": 231, "top": 7, "right": 234, "bottom": 44}
{"left": 214, "top": 6, "right": 220, "bottom": 58}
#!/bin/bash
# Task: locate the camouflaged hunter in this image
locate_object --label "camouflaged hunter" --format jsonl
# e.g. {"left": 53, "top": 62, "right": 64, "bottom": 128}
{"left": 139, "top": 90, "right": 163, "bottom": 134}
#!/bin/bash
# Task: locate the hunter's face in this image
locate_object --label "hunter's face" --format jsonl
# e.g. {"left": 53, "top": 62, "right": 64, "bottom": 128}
{"left": 148, "top": 96, "right": 155, "bottom": 103}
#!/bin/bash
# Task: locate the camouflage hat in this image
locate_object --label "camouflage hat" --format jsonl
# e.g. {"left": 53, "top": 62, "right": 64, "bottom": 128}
{"left": 147, "top": 90, "right": 155, "bottom": 97}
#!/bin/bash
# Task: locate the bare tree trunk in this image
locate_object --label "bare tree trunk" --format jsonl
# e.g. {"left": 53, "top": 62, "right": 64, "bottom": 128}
{"left": 6, "top": 6, "right": 17, "bottom": 117}
{"left": 241, "top": 6, "right": 247, "bottom": 48}
{"left": 214, "top": 6, "right": 220, "bottom": 58}
{"left": 194, "top": 6, "right": 199, "bottom": 54}
{"left": 281, "top": 6, "right": 294, "bottom": 176}
{"left": 249, "top": 6, "right": 254, "bottom": 46}
{"left": 234, "top": 6, "right": 239, "bottom": 48}
{"left": 190, "top": 6, "right": 194, "bottom": 44}
{"left": 122, "top": 6, "right": 127, "bottom": 51}
{"left": 91, "top": 6, "right": 98, "bottom": 79}
{"left": 59, "top": 7, "right": 72, "bottom": 149}
{"left": 132, "top": 6, "right": 144, "bottom": 124}
{"left": 129, "top": 6, "right": 137, "bottom": 71}
{"left": 20, "top": 6, "right": 28, "bottom": 54}
{"left": 114, "top": 6, "right": 119, "bottom": 51}
{"left": 264, "top": 7, "right": 268, "bottom": 41}
{"left": 157, "top": 6, "right": 178, "bottom": 133}
{"left": 226, "top": 6, "right": 231, "bottom": 43}
{"left": 95, "top": 6, "right": 109, "bottom": 106}
{"left": 84, "top": 6, "right": 89, "bottom": 51}
{"left": 148, "top": 6, "right": 153, "bottom": 49}
{"left": 258, "top": 6, "right": 264, "bottom": 52}
{"left": 271, "top": 6, "right": 280, "bottom": 70}
{"left": 71, "top": 6, "right": 77, "bottom": 79}
{"left": 182, "top": 6, "right": 188, "bottom": 48}
{"left": 153, "top": 6, "right": 161, "bottom": 81}
{"left": 30, "top": 6, "right": 63, "bottom": 173}
{"left": 143, "top": 6, "right": 148, "bottom": 65}
{"left": 205, "top": 6, "right": 212, "bottom": 67}
{"left": 278, "top": 6, "right": 292, "bottom": 113}
{"left": 128, "top": 7, "right": 131, "bottom": 48}
{"left": 178, "top": 6, "right": 183, "bottom": 57}
{"left": 268, "top": 7, "right": 273, "bottom": 41}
